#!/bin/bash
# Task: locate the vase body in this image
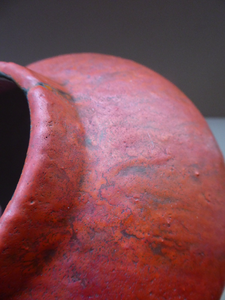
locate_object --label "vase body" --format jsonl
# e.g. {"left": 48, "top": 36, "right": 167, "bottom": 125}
{"left": 0, "top": 53, "right": 224, "bottom": 300}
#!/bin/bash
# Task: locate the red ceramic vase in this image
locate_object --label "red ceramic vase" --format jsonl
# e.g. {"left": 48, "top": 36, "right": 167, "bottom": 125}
{"left": 0, "top": 54, "right": 224, "bottom": 300}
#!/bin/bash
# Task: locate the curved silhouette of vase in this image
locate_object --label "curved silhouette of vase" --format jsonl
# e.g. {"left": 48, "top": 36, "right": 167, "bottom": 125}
{"left": 0, "top": 54, "right": 224, "bottom": 300}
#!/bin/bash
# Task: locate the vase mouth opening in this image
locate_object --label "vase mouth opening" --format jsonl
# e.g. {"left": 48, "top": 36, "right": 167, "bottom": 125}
{"left": 0, "top": 76, "right": 30, "bottom": 216}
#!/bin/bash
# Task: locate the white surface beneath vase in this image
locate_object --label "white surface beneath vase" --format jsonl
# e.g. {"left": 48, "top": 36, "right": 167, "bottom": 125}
{"left": 206, "top": 118, "right": 225, "bottom": 300}
{"left": 206, "top": 118, "right": 225, "bottom": 159}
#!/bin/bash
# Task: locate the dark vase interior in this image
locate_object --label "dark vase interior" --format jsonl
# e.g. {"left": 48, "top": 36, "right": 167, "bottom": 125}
{"left": 0, "top": 77, "right": 30, "bottom": 215}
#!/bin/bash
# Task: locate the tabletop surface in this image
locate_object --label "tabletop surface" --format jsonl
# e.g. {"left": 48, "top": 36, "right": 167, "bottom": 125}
{"left": 206, "top": 118, "right": 225, "bottom": 300}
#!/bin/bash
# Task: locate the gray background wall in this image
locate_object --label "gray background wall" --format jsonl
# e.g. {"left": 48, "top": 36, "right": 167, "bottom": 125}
{"left": 0, "top": 0, "right": 225, "bottom": 116}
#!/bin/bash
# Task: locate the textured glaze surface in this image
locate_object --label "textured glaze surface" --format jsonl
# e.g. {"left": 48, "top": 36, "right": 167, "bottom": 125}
{"left": 0, "top": 54, "right": 225, "bottom": 299}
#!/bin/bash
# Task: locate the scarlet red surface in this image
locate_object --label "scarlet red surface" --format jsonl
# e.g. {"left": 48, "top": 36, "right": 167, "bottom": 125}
{"left": 0, "top": 54, "right": 224, "bottom": 299}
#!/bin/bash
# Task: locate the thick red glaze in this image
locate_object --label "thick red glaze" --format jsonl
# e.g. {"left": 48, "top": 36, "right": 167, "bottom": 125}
{"left": 0, "top": 54, "right": 224, "bottom": 299}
